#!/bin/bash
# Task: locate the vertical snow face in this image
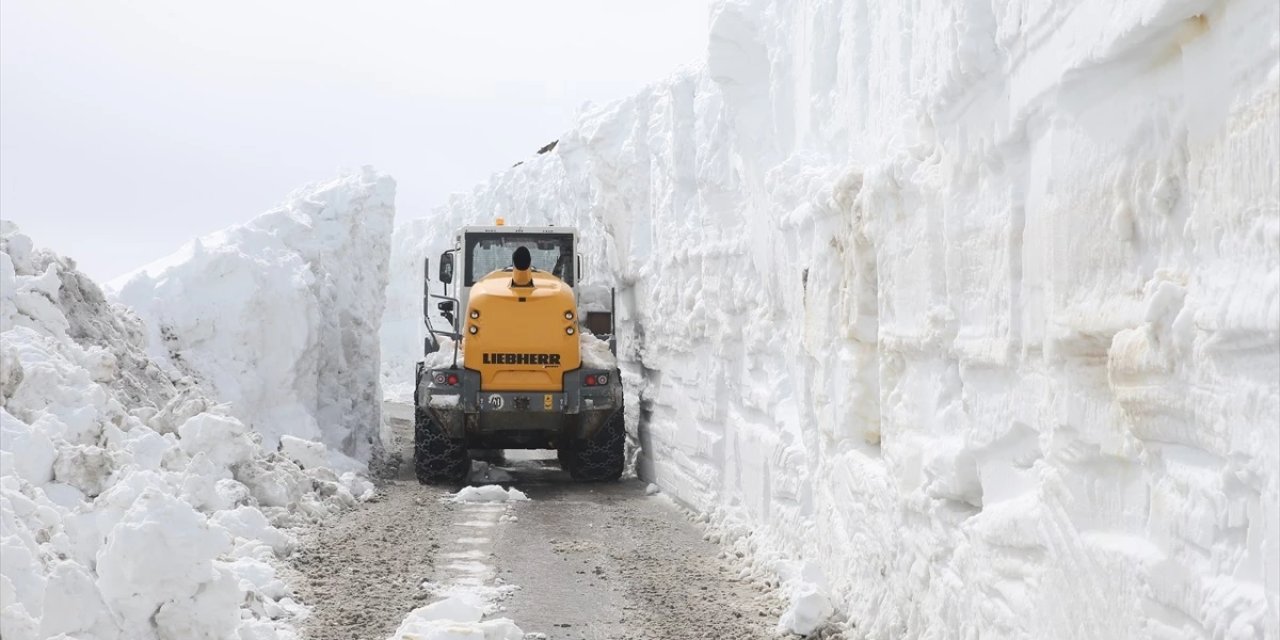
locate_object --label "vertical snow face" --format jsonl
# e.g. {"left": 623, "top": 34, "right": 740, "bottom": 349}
{"left": 385, "top": 0, "right": 1279, "bottom": 637}
{"left": 115, "top": 168, "right": 396, "bottom": 464}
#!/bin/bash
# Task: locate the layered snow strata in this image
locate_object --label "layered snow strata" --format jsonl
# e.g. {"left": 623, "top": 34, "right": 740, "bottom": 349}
{"left": 1, "top": 224, "right": 373, "bottom": 640}
{"left": 114, "top": 167, "right": 396, "bottom": 464}
{"left": 385, "top": 0, "right": 1280, "bottom": 637}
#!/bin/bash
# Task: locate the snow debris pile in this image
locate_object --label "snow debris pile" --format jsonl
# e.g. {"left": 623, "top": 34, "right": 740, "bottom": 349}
{"left": 451, "top": 485, "right": 529, "bottom": 504}
{"left": 388, "top": 594, "right": 524, "bottom": 640}
{"left": 578, "top": 331, "right": 615, "bottom": 369}
{"left": 114, "top": 167, "right": 396, "bottom": 466}
{"left": 1, "top": 223, "right": 374, "bottom": 639}
{"left": 387, "top": 0, "right": 1280, "bottom": 636}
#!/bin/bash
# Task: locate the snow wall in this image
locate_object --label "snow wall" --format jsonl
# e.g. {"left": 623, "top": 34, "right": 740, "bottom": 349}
{"left": 383, "top": 1, "right": 1279, "bottom": 637}
{"left": 1, "top": 223, "right": 374, "bottom": 640}
{"left": 116, "top": 168, "right": 396, "bottom": 465}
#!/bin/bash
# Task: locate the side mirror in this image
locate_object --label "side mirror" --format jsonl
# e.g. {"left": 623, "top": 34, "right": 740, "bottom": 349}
{"left": 439, "top": 252, "right": 454, "bottom": 284}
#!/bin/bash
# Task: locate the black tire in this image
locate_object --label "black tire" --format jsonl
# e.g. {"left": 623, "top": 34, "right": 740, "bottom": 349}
{"left": 414, "top": 407, "right": 469, "bottom": 484}
{"left": 567, "top": 409, "right": 624, "bottom": 482}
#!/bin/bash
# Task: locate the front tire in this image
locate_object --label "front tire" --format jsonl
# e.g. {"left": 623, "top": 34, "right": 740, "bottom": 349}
{"left": 414, "top": 407, "right": 469, "bottom": 484}
{"left": 567, "top": 409, "right": 624, "bottom": 482}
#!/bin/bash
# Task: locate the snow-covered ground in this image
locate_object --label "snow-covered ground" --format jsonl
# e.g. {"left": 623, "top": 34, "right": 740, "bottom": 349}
{"left": 0, "top": 172, "right": 387, "bottom": 639}
{"left": 382, "top": 0, "right": 1280, "bottom": 637}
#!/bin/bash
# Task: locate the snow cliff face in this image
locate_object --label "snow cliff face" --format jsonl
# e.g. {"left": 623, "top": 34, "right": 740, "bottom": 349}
{"left": 0, "top": 223, "right": 374, "bottom": 640}
{"left": 115, "top": 168, "right": 396, "bottom": 464}
{"left": 385, "top": 0, "right": 1279, "bottom": 636}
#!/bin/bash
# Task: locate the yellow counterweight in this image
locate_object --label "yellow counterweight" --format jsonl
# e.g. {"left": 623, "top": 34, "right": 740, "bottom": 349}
{"left": 461, "top": 270, "right": 580, "bottom": 391}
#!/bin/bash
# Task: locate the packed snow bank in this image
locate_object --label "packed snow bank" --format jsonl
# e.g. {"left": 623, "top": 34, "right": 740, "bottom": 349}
{"left": 386, "top": 0, "right": 1280, "bottom": 636}
{"left": 1, "top": 224, "right": 373, "bottom": 640}
{"left": 114, "top": 167, "right": 396, "bottom": 465}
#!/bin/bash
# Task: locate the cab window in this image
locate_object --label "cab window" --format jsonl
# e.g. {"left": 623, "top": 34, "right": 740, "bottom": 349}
{"left": 464, "top": 233, "right": 574, "bottom": 286}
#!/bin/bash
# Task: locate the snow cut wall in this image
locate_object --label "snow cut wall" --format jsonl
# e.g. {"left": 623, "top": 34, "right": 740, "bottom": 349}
{"left": 116, "top": 168, "right": 396, "bottom": 464}
{"left": 384, "top": 1, "right": 1279, "bottom": 637}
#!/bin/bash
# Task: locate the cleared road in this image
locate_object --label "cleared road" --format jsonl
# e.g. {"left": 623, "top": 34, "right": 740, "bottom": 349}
{"left": 288, "top": 413, "right": 780, "bottom": 640}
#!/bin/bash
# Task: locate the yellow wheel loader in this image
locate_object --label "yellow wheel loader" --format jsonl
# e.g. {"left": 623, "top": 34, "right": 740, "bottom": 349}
{"left": 414, "top": 223, "right": 623, "bottom": 483}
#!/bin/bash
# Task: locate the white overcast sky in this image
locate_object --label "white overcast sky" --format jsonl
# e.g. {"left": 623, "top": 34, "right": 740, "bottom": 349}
{"left": 0, "top": 1, "right": 710, "bottom": 281}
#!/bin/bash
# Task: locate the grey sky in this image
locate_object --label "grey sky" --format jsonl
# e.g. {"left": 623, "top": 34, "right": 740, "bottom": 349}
{"left": 0, "top": 1, "right": 710, "bottom": 281}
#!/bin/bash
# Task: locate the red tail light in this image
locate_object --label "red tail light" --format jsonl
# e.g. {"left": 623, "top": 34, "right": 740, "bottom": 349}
{"left": 447, "top": 374, "right": 459, "bottom": 385}
{"left": 585, "top": 374, "right": 597, "bottom": 386}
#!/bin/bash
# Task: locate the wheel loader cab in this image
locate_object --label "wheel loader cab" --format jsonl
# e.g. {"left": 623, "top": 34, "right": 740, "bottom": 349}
{"left": 414, "top": 224, "right": 624, "bottom": 484}
{"left": 458, "top": 228, "right": 576, "bottom": 316}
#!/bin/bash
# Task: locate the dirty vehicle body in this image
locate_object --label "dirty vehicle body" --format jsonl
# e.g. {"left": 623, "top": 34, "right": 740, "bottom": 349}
{"left": 414, "top": 224, "right": 624, "bottom": 483}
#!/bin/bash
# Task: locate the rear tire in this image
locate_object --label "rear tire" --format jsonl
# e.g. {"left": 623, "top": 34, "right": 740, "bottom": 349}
{"left": 567, "top": 410, "right": 624, "bottom": 482}
{"left": 414, "top": 407, "right": 469, "bottom": 484}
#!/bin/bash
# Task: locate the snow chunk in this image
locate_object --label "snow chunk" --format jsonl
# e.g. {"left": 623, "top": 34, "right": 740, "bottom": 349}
{"left": 178, "top": 412, "right": 258, "bottom": 469}
{"left": 211, "top": 505, "right": 296, "bottom": 557}
{"left": 451, "top": 485, "right": 529, "bottom": 503}
{"left": 279, "top": 434, "right": 330, "bottom": 471}
{"left": 388, "top": 595, "right": 525, "bottom": 640}
{"left": 579, "top": 332, "right": 615, "bottom": 369}
{"left": 95, "top": 488, "right": 235, "bottom": 634}
{"left": 430, "top": 394, "right": 461, "bottom": 409}
{"left": 0, "top": 408, "right": 56, "bottom": 485}
{"left": 776, "top": 583, "right": 833, "bottom": 636}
